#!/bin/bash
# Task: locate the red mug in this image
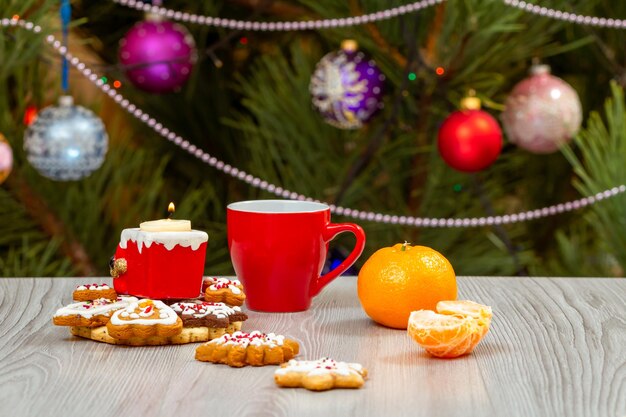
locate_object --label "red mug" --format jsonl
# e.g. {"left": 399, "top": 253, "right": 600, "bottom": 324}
{"left": 227, "top": 200, "right": 366, "bottom": 312}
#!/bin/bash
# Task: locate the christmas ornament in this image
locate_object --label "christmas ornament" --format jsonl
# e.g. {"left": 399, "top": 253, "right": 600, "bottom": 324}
{"left": 438, "top": 95, "right": 503, "bottom": 172}
{"left": 501, "top": 64, "right": 582, "bottom": 154}
{"left": 309, "top": 39, "right": 385, "bottom": 129}
{"left": 24, "top": 96, "right": 108, "bottom": 181}
{"left": 119, "top": 16, "right": 197, "bottom": 94}
{"left": 0, "top": 133, "right": 13, "bottom": 185}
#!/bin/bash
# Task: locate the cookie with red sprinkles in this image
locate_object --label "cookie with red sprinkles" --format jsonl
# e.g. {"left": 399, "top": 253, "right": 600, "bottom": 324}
{"left": 195, "top": 331, "right": 299, "bottom": 367}
{"left": 169, "top": 301, "right": 248, "bottom": 328}
{"left": 203, "top": 277, "right": 246, "bottom": 306}
{"left": 53, "top": 296, "right": 137, "bottom": 328}
{"left": 73, "top": 283, "right": 117, "bottom": 301}
{"left": 274, "top": 358, "right": 368, "bottom": 391}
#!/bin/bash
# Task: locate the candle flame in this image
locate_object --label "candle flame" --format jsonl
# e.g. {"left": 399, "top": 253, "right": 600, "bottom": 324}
{"left": 168, "top": 202, "right": 175, "bottom": 218}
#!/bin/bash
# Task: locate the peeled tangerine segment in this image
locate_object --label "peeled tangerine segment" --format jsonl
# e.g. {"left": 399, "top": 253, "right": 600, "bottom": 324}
{"left": 407, "top": 310, "right": 474, "bottom": 358}
{"left": 436, "top": 300, "right": 492, "bottom": 321}
{"left": 436, "top": 300, "right": 492, "bottom": 337}
{"left": 408, "top": 300, "right": 492, "bottom": 358}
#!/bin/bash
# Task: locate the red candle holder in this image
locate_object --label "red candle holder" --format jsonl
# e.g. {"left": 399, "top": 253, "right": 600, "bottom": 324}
{"left": 111, "top": 228, "right": 208, "bottom": 299}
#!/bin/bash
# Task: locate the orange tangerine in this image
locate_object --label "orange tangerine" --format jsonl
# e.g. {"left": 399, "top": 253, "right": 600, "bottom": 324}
{"left": 357, "top": 243, "right": 457, "bottom": 329}
{"left": 407, "top": 300, "right": 492, "bottom": 358}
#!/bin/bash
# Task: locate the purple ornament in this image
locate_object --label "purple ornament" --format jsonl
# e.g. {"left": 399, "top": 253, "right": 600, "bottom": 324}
{"left": 502, "top": 64, "right": 582, "bottom": 154}
{"left": 310, "top": 40, "right": 385, "bottom": 129}
{"left": 119, "top": 19, "right": 196, "bottom": 94}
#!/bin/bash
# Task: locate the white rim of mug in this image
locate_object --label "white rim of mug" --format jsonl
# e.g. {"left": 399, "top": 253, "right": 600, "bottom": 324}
{"left": 227, "top": 199, "right": 329, "bottom": 214}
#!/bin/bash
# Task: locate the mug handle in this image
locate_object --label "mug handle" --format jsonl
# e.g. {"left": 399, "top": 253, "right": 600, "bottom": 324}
{"left": 310, "top": 223, "right": 366, "bottom": 296}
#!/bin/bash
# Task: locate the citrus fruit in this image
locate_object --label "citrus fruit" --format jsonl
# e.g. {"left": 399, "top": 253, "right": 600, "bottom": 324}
{"left": 436, "top": 300, "right": 492, "bottom": 338}
{"left": 357, "top": 243, "right": 457, "bottom": 329}
{"left": 407, "top": 310, "right": 474, "bottom": 358}
{"left": 407, "top": 300, "right": 492, "bottom": 358}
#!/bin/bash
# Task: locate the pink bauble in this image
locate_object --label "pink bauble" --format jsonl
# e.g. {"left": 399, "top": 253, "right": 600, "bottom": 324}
{"left": 502, "top": 65, "right": 582, "bottom": 154}
{"left": 119, "top": 19, "right": 196, "bottom": 94}
{"left": 0, "top": 133, "right": 13, "bottom": 185}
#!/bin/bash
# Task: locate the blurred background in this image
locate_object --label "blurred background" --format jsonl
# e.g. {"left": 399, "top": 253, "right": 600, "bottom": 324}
{"left": 0, "top": 0, "right": 625, "bottom": 278}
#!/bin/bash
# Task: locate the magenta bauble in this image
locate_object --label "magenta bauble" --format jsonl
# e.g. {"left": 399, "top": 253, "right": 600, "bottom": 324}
{"left": 502, "top": 65, "right": 582, "bottom": 154}
{"left": 119, "top": 19, "right": 196, "bottom": 94}
{"left": 438, "top": 99, "right": 503, "bottom": 173}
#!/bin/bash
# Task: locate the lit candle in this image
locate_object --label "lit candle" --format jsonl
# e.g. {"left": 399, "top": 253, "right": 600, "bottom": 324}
{"left": 139, "top": 202, "right": 191, "bottom": 232}
{"left": 119, "top": 202, "right": 207, "bottom": 254}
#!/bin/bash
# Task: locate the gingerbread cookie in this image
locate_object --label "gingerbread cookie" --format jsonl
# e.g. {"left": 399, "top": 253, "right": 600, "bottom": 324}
{"left": 274, "top": 358, "right": 368, "bottom": 391}
{"left": 195, "top": 331, "right": 299, "bottom": 367}
{"left": 73, "top": 283, "right": 117, "bottom": 301}
{"left": 53, "top": 296, "right": 137, "bottom": 328}
{"left": 106, "top": 299, "right": 183, "bottom": 340}
{"left": 203, "top": 277, "right": 246, "bottom": 306}
{"left": 169, "top": 301, "right": 248, "bottom": 328}
{"left": 70, "top": 324, "right": 241, "bottom": 346}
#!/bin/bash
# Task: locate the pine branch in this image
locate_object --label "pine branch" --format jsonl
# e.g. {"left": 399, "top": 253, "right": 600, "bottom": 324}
{"left": 470, "top": 174, "right": 527, "bottom": 276}
{"left": 561, "top": 82, "right": 626, "bottom": 272}
{"left": 5, "top": 173, "right": 97, "bottom": 277}
{"left": 406, "top": 6, "right": 446, "bottom": 214}
{"left": 422, "top": 2, "right": 446, "bottom": 69}
{"left": 334, "top": 16, "right": 417, "bottom": 205}
{"left": 229, "top": 0, "right": 313, "bottom": 19}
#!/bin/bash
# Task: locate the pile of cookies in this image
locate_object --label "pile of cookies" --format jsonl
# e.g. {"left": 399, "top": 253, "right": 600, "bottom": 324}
{"left": 54, "top": 278, "right": 368, "bottom": 391}
{"left": 53, "top": 278, "right": 248, "bottom": 346}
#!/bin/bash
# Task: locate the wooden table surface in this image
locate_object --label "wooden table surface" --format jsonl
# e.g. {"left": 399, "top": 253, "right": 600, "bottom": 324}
{"left": 0, "top": 276, "right": 624, "bottom": 417}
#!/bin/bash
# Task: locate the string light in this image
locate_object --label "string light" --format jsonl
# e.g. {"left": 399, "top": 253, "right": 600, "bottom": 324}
{"left": 23, "top": 105, "right": 38, "bottom": 126}
{"left": 435, "top": 66, "right": 445, "bottom": 76}
{"left": 408, "top": 72, "right": 417, "bottom": 81}
{"left": 113, "top": 80, "right": 122, "bottom": 88}
{"left": 3, "top": 18, "right": 626, "bottom": 228}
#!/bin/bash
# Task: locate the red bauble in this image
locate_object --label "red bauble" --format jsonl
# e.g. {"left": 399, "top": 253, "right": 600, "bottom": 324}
{"left": 437, "top": 105, "right": 503, "bottom": 173}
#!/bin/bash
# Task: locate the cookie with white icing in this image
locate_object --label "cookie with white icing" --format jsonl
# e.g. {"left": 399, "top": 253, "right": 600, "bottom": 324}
{"left": 53, "top": 296, "right": 137, "bottom": 328}
{"left": 274, "top": 358, "right": 368, "bottom": 391}
{"left": 195, "top": 330, "right": 299, "bottom": 367}
{"left": 169, "top": 301, "right": 248, "bottom": 328}
{"left": 203, "top": 277, "right": 246, "bottom": 306}
{"left": 70, "top": 322, "right": 242, "bottom": 346}
{"left": 106, "top": 299, "right": 183, "bottom": 340}
{"left": 73, "top": 283, "right": 117, "bottom": 301}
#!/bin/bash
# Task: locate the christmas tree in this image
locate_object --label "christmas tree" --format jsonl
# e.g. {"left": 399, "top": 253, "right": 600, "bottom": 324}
{"left": 0, "top": 0, "right": 625, "bottom": 278}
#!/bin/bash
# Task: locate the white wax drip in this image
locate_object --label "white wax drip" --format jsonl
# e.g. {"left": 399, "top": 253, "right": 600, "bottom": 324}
{"left": 119, "top": 228, "right": 208, "bottom": 253}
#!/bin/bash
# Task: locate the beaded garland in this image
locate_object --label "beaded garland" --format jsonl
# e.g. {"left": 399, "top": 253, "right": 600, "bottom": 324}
{"left": 111, "top": 0, "right": 626, "bottom": 30}
{"left": 2, "top": 17, "right": 625, "bottom": 228}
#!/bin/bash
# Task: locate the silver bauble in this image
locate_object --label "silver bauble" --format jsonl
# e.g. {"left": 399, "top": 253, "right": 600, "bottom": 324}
{"left": 24, "top": 96, "right": 108, "bottom": 181}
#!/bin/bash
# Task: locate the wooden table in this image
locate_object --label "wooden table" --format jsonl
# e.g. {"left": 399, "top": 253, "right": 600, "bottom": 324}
{"left": 0, "top": 277, "right": 624, "bottom": 417}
